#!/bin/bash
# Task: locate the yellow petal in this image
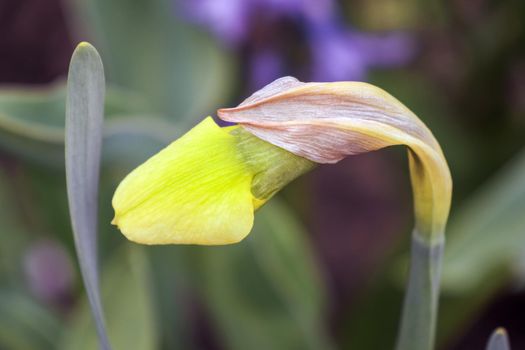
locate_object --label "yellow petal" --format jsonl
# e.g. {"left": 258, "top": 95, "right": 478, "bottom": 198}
{"left": 112, "top": 117, "right": 255, "bottom": 245}
{"left": 112, "top": 116, "right": 314, "bottom": 245}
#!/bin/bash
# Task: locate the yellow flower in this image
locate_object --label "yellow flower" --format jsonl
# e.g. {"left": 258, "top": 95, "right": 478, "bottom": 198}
{"left": 112, "top": 116, "right": 314, "bottom": 245}
{"left": 113, "top": 77, "right": 451, "bottom": 245}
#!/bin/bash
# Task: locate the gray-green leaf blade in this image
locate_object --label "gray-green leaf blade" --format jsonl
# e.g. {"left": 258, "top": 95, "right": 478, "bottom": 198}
{"left": 65, "top": 42, "right": 110, "bottom": 349}
{"left": 486, "top": 328, "right": 511, "bottom": 350}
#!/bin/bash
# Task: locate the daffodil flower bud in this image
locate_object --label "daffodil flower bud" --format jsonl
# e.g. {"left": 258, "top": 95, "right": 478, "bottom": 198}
{"left": 113, "top": 76, "right": 451, "bottom": 246}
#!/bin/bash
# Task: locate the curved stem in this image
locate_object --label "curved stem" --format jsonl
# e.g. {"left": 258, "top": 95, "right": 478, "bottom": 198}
{"left": 395, "top": 233, "right": 444, "bottom": 350}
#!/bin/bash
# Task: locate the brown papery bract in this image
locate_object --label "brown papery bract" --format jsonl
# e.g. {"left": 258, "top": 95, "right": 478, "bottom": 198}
{"left": 218, "top": 77, "right": 452, "bottom": 242}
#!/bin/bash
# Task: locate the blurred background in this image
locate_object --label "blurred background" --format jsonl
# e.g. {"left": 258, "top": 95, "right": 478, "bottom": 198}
{"left": 0, "top": 0, "right": 524, "bottom": 349}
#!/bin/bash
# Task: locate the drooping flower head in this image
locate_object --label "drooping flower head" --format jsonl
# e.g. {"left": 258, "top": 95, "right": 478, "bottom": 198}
{"left": 112, "top": 77, "right": 451, "bottom": 245}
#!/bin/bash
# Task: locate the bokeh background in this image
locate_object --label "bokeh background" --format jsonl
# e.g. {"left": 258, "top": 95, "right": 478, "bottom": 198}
{"left": 1, "top": 0, "right": 525, "bottom": 349}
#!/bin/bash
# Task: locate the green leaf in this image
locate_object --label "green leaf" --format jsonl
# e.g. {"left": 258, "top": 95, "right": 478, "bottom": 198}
{"left": 434, "top": 150, "right": 525, "bottom": 345}
{"left": 65, "top": 42, "right": 110, "bottom": 349}
{"left": 142, "top": 246, "right": 194, "bottom": 350}
{"left": 0, "top": 168, "right": 31, "bottom": 286}
{"left": 68, "top": 0, "right": 234, "bottom": 126}
{"left": 486, "top": 328, "right": 511, "bottom": 350}
{"left": 441, "top": 149, "right": 525, "bottom": 293}
{"left": 0, "top": 291, "right": 62, "bottom": 350}
{"left": 196, "top": 199, "right": 333, "bottom": 350}
{"left": 249, "top": 199, "right": 327, "bottom": 330}
{"left": 0, "top": 83, "right": 154, "bottom": 167}
{"left": 61, "top": 245, "right": 158, "bottom": 350}
{"left": 0, "top": 85, "right": 64, "bottom": 166}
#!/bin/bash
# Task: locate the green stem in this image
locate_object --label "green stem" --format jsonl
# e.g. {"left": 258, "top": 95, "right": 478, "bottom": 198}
{"left": 395, "top": 232, "right": 444, "bottom": 350}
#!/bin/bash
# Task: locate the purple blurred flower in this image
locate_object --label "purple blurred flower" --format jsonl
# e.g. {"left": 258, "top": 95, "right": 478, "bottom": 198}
{"left": 260, "top": 0, "right": 334, "bottom": 23}
{"left": 184, "top": 0, "right": 335, "bottom": 45}
{"left": 310, "top": 24, "right": 417, "bottom": 81}
{"left": 23, "top": 239, "right": 75, "bottom": 306}
{"left": 183, "top": 0, "right": 416, "bottom": 84}
{"left": 351, "top": 31, "right": 418, "bottom": 67}
{"left": 185, "top": 0, "right": 251, "bottom": 45}
{"left": 249, "top": 49, "right": 285, "bottom": 89}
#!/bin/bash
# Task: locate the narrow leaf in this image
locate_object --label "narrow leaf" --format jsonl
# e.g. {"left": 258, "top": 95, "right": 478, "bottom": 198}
{"left": 486, "top": 328, "right": 511, "bottom": 350}
{"left": 65, "top": 42, "right": 110, "bottom": 349}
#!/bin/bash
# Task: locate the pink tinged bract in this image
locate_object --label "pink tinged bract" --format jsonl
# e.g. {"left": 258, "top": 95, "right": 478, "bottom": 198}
{"left": 218, "top": 77, "right": 452, "bottom": 241}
